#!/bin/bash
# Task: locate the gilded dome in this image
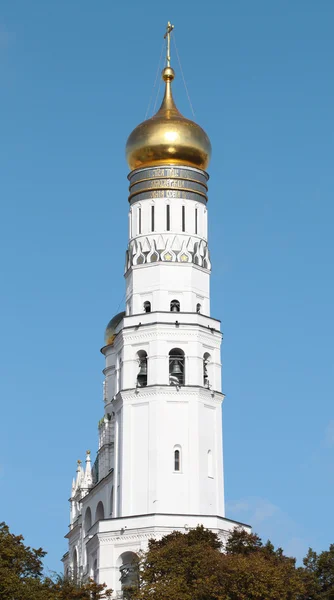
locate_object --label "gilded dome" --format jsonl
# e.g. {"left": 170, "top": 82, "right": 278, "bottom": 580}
{"left": 126, "top": 67, "right": 211, "bottom": 172}
{"left": 104, "top": 311, "right": 125, "bottom": 346}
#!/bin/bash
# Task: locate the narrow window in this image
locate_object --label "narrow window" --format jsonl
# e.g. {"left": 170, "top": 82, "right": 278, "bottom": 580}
{"left": 182, "top": 206, "right": 185, "bottom": 232}
{"left": 174, "top": 449, "right": 180, "bottom": 471}
{"left": 151, "top": 205, "right": 155, "bottom": 232}
{"left": 73, "top": 549, "right": 78, "bottom": 582}
{"left": 93, "top": 559, "right": 98, "bottom": 582}
{"left": 110, "top": 486, "right": 114, "bottom": 516}
{"left": 196, "top": 303, "right": 201, "bottom": 314}
{"left": 143, "top": 301, "right": 151, "bottom": 313}
{"left": 208, "top": 450, "right": 213, "bottom": 478}
{"left": 170, "top": 299, "right": 180, "bottom": 312}
{"left": 129, "top": 210, "right": 132, "bottom": 238}
{"left": 195, "top": 208, "right": 198, "bottom": 234}
{"left": 166, "top": 204, "right": 170, "bottom": 231}
{"left": 138, "top": 207, "right": 142, "bottom": 234}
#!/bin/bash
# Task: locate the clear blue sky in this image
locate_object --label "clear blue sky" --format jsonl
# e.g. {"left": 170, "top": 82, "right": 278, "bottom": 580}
{"left": 0, "top": 0, "right": 333, "bottom": 572}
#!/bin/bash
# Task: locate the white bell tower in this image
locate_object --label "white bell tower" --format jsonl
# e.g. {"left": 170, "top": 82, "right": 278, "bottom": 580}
{"left": 63, "top": 22, "right": 250, "bottom": 595}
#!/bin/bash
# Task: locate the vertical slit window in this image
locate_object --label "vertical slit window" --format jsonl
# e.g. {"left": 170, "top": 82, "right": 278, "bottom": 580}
{"left": 195, "top": 208, "right": 198, "bottom": 234}
{"left": 182, "top": 206, "right": 185, "bottom": 232}
{"left": 138, "top": 207, "right": 142, "bottom": 234}
{"left": 174, "top": 449, "right": 180, "bottom": 471}
{"left": 151, "top": 205, "right": 155, "bottom": 232}
{"left": 166, "top": 205, "right": 170, "bottom": 231}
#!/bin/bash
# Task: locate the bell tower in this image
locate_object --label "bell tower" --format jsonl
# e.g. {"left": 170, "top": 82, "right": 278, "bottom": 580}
{"left": 63, "top": 22, "right": 250, "bottom": 595}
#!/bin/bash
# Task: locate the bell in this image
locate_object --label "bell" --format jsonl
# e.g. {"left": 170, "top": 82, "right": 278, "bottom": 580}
{"left": 171, "top": 360, "right": 182, "bottom": 375}
{"left": 138, "top": 362, "right": 147, "bottom": 376}
{"left": 171, "top": 304, "right": 178, "bottom": 312}
{"left": 137, "top": 361, "right": 147, "bottom": 386}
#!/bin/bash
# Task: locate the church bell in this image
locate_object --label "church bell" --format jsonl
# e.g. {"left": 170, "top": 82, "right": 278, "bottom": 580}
{"left": 170, "top": 359, "right": 182, "bottom": 375}
{"left": 137, "top": 360, "right": 147, "bottom": 386}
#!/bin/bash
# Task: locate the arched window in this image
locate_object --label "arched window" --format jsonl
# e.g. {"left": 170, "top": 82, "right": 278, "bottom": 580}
{"left": 110, "top": 486, "right": 114, "bottom": 516}
{"left": 118, "top": 551, "right": 139, "bottom": 594}
{"left": 143, "top": 301, "right": 151, "bottom": 313}
{"left": 169, "top": 348, "right": 185, "bottom": 386}
{"left": 170, "top": 299, "right": 180, "bottom": 312}
{"left": 136, "top": 350, "right": 148, "bottom": 387}
{"left": 72, "top": 548, "right": 78, "bottom": 583}
{"left": 196, "top": 303, "right": 201, "bottom": 314}
{"left": 208, "top": 450, "right": 213, "bottom": 478}
{"left": 84, "top": 507, "right": 92, "bottom": 536}
{"left": 95, "top": 501, "right": 104, "bottom": 523}
{"left": 174, "top": 447, "right": 181, "bottom": 472}
{"left": 93, "top": 558, "right": 98, "bottom": 582}
{"left": 203, "top": 353, "right": 211, "bottom": 387}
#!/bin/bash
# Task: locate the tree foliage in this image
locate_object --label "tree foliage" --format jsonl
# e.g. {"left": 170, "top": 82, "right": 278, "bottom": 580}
{"left": 2, "top": 519, "right": 334, "bottom": 600}
{"left": 303, "top": 544, "right": 334, "bottom": 600}
{"left": 133, "top": 525, "right": 334, "bottom": 600}
{"left": 0, "top": 522, "right": 112, "bottom": 600}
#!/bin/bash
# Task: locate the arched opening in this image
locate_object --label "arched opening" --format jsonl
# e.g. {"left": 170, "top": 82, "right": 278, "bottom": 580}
{"left": 174, "top": 446, "right": 181, "bottom": 472}
{"left": 169, "top": 348, "right": 185, "bottom": 386}
{"left": 95, "top": 501, "right": 104, "bottom": 523}
{"left": 196, "top": 303, "right": 201, "bottom": 314}
{"left": 203, "top": 352, "right": 211, "bottom": 387}
{"left": 84, "top": 507, "right": 92, "bottom": 536}
{"left": 143, "top": 301, "right": 151, "bottom": 313}
{"left": 93, "top": 558, "right": 98, "bottom": 582}
{"left": 118, "top": 551, "right": 139, "bottom": 597}
{"left": 72, "top": 548, "right": 78, "bottom": 583}
{"left": 110, "top": 486, "right": 114, "bottom": 516}
{"left": 170, "top": 299, "right": 180, "bottom": 312}
{"left": 208, "top": 449, "right": 213, "bottom": 478}
{"left": 136, "top": 350, "right": 148, "bottom": 387}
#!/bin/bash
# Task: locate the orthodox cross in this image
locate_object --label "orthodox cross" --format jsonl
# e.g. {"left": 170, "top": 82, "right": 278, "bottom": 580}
{"left": 164, "top": 21, "right": 174, "bottom": 67}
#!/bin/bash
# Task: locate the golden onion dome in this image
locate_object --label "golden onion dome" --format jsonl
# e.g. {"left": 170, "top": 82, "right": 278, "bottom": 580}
{"left": 126, "top": 66, "right": 211, "bottom": 172}
{"left": 104, "top": 311, "right": 125, "bottom": 346}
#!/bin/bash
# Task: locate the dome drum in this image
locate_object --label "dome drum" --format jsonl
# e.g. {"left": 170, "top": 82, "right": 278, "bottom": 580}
{"left": 128, "top": 164, "right": 209, "bottom": 206}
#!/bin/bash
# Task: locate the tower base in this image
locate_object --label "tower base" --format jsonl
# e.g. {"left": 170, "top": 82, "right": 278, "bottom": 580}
{"left": 69, "top": 513, "right": 250, "bottom": 594}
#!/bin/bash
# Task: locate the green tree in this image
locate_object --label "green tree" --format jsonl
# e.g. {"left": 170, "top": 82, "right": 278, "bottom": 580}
{"left": 134, "top": 525, "right": 307, "bottom": 600}
{"left": 0, "top": 522, "right": 112, "bottom": 600}
{"left": 303, "top": 545, "right": 334, "bottom": 600}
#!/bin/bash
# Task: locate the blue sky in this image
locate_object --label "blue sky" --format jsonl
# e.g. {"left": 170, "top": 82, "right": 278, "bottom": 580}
{"left": 0, "top": 0, "right": 333, "bottom": 572}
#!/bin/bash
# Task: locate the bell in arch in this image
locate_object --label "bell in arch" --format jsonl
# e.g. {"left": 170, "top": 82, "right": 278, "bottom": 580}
{"left": 137, "top": 359, "right": 147, "bottom": 387}
{"left": 171, "top": 359, "right": 182, "bottom": 376}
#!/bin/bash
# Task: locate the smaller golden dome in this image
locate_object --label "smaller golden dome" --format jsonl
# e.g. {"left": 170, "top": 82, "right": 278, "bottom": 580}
{"left": 104, "top": 311, "right": 125, "bottom": 346}
{"left": 126, "top": 66, "right": 211, "bottom": 172}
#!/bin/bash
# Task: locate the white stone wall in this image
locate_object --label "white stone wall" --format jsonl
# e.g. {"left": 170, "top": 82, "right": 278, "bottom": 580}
{"left": 63, "top": 164, "right": 251, "bottom": 594}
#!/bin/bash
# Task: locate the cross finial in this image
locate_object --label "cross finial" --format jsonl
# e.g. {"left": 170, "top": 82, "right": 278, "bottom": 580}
{"left": 164, "top": 21, "right": 174, "bottom": 67}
